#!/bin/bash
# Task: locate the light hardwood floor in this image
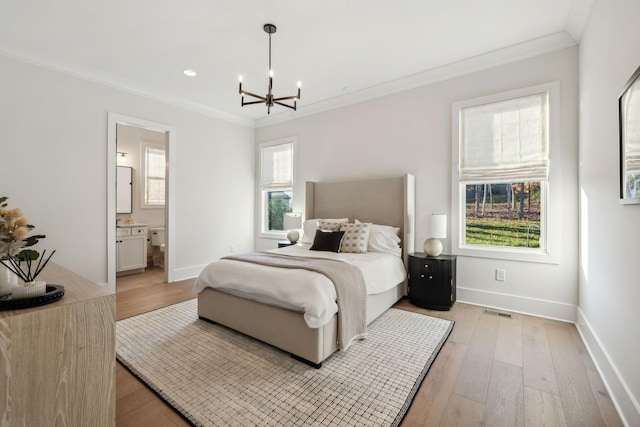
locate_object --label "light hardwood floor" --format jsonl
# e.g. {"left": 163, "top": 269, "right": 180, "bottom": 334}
{"left": 115, "top": 272, "right": 623, "bottom": 426}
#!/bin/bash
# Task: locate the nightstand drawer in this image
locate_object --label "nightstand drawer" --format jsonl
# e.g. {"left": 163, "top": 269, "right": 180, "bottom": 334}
{"left": 409, "top": 272, "right": 447, "bottom": 283}
{"left": 408, "top": 258, "right": 450, "bottom": 276}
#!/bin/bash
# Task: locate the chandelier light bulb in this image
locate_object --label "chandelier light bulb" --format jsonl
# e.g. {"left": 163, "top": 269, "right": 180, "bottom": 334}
{"left": 238, "top": 75, "right": 243, "bottom": 82}
{"left": 297, "top": 81, "right": 302, "bottom": 88}
{"left": 269, "top": 69, "right": 274, "bottom": 78}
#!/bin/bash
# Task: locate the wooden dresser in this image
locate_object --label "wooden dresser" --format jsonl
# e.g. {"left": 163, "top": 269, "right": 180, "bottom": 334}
{"left": 0, "top": 263, "right": 115, "bottom": 426}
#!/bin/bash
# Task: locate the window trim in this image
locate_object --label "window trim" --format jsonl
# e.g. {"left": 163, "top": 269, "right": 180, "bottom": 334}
{"left": 140, "top": 141, "right": 166, "bottom": 209}
{"left": 451, "top": 82, "right": 560, "bottom": 264}
{"left": 257, "top": 137, "right": 297, "bottom": 239}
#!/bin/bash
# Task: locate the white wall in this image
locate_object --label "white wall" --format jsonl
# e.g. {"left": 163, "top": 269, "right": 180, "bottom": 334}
{"left": 578, "top": 0, "right": 640, "bottom": 424}
{"left": 0, "top": 54, "right": 255, "bottom": 284}
{"left": 256, "top": 47, "right": 579, "bottom": 322}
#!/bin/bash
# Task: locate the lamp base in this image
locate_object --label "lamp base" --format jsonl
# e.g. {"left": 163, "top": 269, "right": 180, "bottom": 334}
{"left": 287, "top": 229, "right": 300, "bottom": 244}
{"left": 423, "top": 238, "right": 443, "bottom": 257}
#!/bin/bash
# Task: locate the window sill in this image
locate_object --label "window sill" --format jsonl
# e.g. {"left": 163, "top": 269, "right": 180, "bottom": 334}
{"left": 453, "top": 245, "right": 559, "bottom": 265}
{"left": 258, "top": 231, "right": 287, "bottom": 240}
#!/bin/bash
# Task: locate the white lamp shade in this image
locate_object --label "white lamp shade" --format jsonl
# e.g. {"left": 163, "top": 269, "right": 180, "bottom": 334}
{"left": 420, "top": 213, "right": 447, "bottom": 256}
{"left": 422, "top": 214, "right": 447, "bottom": 239}
{"left": 283, "top": 212, "right": 302, "bottom": 230}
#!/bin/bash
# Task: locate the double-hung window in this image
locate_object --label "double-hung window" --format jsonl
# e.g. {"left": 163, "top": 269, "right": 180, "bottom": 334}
{"left": 141, "top": 142, "right": 166, "bottom": 208}
{"left": 452, "top": 83, "right": 558, "bottom": 262}
{"left": 259, "top": 138, "right": 295, "bottom": 237}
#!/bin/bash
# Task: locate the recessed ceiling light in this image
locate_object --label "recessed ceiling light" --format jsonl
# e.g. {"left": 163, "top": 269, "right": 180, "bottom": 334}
{"left": 183, "top": 69, "right": 197, "bottom": 77}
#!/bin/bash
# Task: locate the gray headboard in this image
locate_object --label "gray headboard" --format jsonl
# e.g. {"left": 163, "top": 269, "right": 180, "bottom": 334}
{"left": 304, "top": 174, "right": 415, "bottom": 268}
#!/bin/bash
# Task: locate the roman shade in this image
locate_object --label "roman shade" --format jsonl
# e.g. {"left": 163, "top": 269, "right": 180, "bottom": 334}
{"left": 459, "top": 92, "right": 549, "bottom": 182}
{"left": 261, "top": 142, "right": 293, "bottom": 187}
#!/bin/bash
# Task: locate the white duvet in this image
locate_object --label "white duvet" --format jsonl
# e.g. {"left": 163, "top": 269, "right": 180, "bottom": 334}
{"left": 193, "top": 244, "right": 406, "bottom": 328}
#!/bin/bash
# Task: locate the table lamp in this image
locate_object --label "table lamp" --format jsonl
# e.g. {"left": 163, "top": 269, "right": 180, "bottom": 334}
{"left": 422, "top": 214, "right": 447, "bottom": 256}
{"left": 283, "top": 212, "right": 303, "bottom": 243}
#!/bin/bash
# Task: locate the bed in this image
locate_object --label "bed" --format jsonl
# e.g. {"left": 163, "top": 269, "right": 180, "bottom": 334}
{"left": 195, "top": 174, "right": 415, "bottom": 367}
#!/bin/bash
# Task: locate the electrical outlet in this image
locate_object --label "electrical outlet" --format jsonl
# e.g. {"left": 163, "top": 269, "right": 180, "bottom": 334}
{"left": 496, "top": 268, "right": 506, "bottom": 282}
{"left": 230, "top": 245, "right": 235, "bottom": 253}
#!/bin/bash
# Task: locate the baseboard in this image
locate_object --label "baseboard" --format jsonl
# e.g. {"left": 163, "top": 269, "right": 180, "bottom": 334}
{"left": 172, "top": 264, "right": 207, "bottom": 282}
{"left": 576, "top": 308, "right": 640, "bottom": 427}
{"left": 457, "top": 286, "right": 576, "bottom": 322}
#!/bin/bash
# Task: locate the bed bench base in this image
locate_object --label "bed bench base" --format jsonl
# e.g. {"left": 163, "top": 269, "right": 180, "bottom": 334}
{"left": 197, "top": 283, "right": 404, "bottom": 367}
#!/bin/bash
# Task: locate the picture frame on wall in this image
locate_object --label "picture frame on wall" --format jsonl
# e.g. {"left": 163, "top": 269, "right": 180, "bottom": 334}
{"left": 619, "top": 65, "right": 640, "bottom": 204}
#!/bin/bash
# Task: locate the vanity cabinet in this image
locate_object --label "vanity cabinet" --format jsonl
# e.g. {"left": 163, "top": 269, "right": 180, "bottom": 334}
{"left": 116, "top": 226, "right": 147, "bottom": 274}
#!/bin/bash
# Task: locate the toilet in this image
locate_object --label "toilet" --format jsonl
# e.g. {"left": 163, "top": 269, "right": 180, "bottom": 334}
{"left": 150, "top": 227, "right": 165, "bottom": 267}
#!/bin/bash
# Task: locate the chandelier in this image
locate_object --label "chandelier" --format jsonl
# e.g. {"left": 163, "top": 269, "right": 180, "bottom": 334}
{"left": 238, "top": 24, "right": 301, "bottom": 114}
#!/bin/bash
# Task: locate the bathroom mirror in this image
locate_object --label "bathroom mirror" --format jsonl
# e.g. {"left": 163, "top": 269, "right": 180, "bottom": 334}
{"left": 117, "top": 166, "right": 133, "bottom": 214}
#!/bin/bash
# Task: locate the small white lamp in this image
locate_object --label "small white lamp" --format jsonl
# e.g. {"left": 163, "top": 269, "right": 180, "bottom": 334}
{"left": 422, "top": 214, "right": 447, "bottom": 257}
{"left": 283, "top": 212, "right": 303, "bottom": 243}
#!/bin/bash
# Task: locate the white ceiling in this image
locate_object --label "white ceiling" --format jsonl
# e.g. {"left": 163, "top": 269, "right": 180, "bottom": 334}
{"left": 0, "top": 0, "right": 593, "bottom": 127}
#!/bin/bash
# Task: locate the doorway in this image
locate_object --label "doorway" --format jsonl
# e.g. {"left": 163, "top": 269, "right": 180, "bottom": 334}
{"left": 107, "top": 113, "right": 176, "bottom": 290}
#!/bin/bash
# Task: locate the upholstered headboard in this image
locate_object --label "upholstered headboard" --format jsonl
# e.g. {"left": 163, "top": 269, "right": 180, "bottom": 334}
{"left": 304, "top": 174, "right": 415, "bottom": 269}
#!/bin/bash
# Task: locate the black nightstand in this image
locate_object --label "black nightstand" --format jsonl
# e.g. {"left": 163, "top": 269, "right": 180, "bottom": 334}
{"left": 278, "top": 240, "right": 296, "bottom": 248}
{"left": 408, "top": 252, "right": 456, "bottom": 311}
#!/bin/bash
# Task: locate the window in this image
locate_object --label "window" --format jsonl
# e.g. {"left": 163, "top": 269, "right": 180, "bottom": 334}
{"left": 141, "top": 142, "right": 166, "bottom": 208}
{"left": 259, "top": 138, "right": 295, "bottom": 236}
{"left": 452, "top": 83, "right": 558, "bottom": 262}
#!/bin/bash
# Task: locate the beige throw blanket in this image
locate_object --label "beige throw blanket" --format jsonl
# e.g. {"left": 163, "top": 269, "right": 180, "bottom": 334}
{"left": 224, "top": 252, "right": 367, "bottom": 351}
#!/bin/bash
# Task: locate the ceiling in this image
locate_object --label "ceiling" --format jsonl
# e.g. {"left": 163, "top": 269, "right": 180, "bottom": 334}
{"left": 0, "top": 0, "right": 593, "bottom": 127}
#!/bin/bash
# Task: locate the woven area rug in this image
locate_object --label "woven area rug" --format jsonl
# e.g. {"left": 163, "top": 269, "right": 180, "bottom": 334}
{"left": 116, "top": 299, "right": 453, "bottom": 427}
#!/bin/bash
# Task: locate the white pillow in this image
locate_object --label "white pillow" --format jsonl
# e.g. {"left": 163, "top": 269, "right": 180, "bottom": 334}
{"left": 355, "top": 219, "right": 401, "bottom": 256}
{"left": 301, "top": 218, "right": 348, "bottom": 243}
{"left": 301, "top": 219, "right": 319, "bottom": 244}
{"left": 339, "top": 222, "right": 371, "bottom": 253}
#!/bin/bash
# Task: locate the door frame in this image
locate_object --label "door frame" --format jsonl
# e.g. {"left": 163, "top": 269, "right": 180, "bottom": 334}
{"left": 107, "top": 112, "right": 176, "bottom": 288}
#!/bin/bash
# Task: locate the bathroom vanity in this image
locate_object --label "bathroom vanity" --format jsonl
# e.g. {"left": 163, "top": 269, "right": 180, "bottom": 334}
{"left": 116, "top": 224, "right": 147, "bottom": 275}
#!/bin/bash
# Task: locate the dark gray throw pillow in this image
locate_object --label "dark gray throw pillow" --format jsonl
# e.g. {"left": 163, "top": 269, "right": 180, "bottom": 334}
{"left": 309, "top": 230, "right": 345, "bottom": 252}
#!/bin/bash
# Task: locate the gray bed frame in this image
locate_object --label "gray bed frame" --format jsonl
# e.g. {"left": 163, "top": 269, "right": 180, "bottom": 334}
{"left": 197, "top": 174, "right": 415, "bottom": 367}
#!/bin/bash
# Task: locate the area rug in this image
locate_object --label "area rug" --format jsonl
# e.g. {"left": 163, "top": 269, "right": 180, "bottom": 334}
{"left": 116, "top": 299, "right": 453, "bottom": 427}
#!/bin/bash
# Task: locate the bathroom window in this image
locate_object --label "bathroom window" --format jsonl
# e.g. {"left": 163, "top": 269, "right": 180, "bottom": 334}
{"left": 141, "top": 142, "right": 166, "bottom": 208}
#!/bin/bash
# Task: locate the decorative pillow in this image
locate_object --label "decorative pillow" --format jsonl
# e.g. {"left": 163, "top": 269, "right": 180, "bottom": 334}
{"left": 301, "top": 218, "right": 348, "bottom": 243}
{"left": 309, "top": 230, "right": 345, "bottom": 253}
{"left": 318, "top": 218, "right": 349, "bottom": 231}
{"left": 339, "top": 223, "right": 371, "bottom": 253}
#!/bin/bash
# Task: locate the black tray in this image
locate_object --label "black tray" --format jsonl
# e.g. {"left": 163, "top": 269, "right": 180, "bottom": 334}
{"left": 0, "top": 284, "right": 65, "bottom": 311}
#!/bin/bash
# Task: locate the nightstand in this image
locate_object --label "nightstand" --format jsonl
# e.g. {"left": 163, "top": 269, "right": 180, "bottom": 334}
{"left": 408, "top": 252, "right": 456, "bottom": 311}
{"left": 278, "top": 240, "right": 296, "bottom": 248}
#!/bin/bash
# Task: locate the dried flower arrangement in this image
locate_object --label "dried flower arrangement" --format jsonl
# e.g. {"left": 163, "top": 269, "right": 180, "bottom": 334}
{"left": 0, "top": 196, "right": 56, "bottom": 282}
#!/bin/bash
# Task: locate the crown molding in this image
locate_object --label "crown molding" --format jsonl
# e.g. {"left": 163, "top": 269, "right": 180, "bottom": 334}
{"left": 566, "top": 0, "right": 595, "bottom": 42}
{"left": 1, "top": 31, "right": 577, "bottom": 130}
{"left": 0, "top": 47, "right": 255, "bottom": 128}
{"left": 255, "top": 31, "right": 577, "bottom": 128}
